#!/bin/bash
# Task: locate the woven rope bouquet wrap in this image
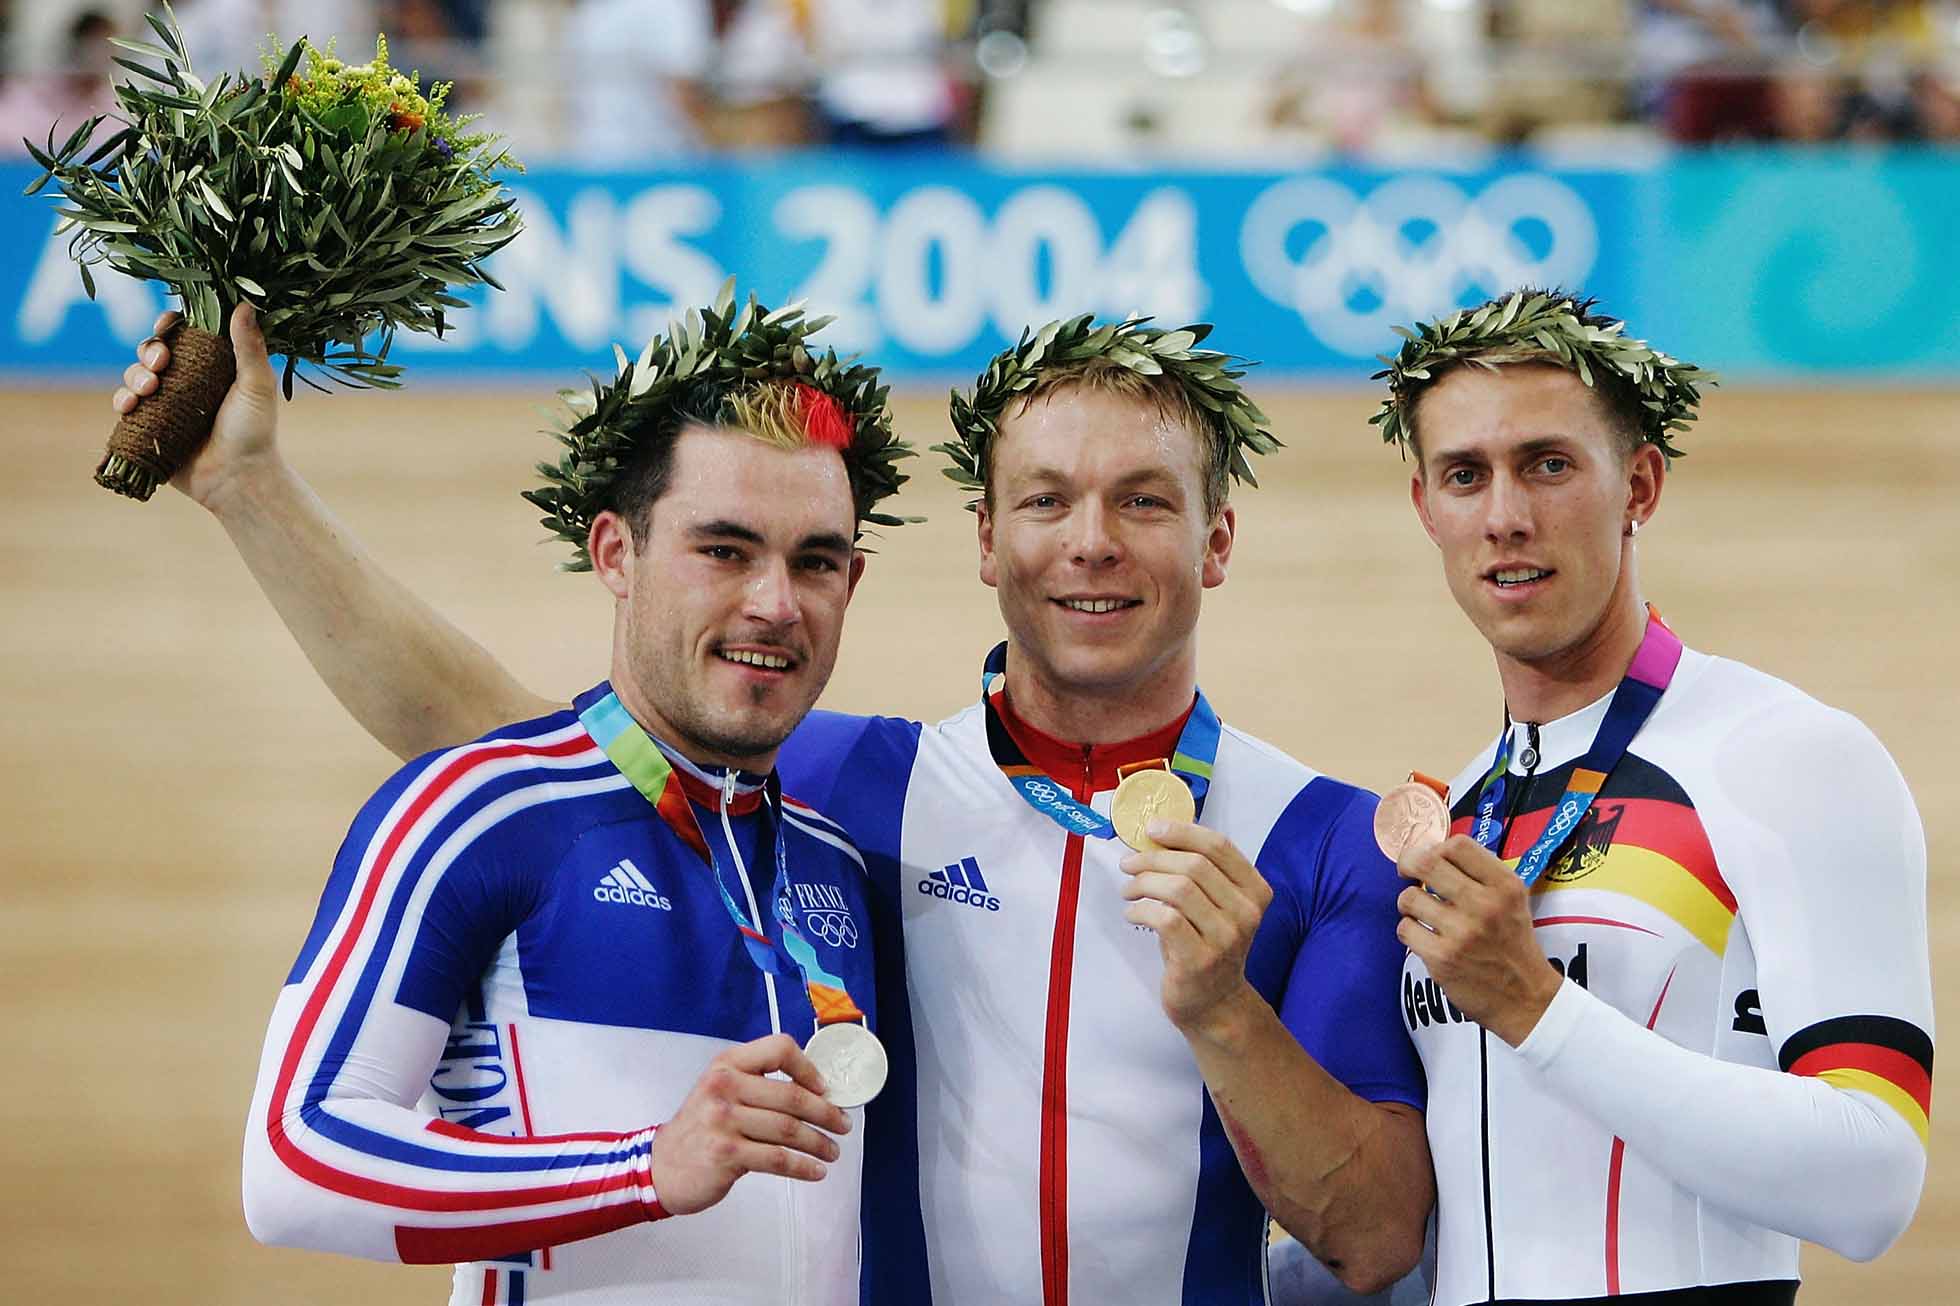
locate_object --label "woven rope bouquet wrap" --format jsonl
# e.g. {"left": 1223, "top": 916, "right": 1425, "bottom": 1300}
{"left": 24, "top": 3, "right": 522, "bottom": 500}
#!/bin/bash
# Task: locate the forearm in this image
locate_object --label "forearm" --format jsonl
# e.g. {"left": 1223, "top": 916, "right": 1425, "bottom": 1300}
{"left": 210, "top": 459, "right": 556, "bottom": 758}
{"left": 1185, "top": 987, "right": 1432, "bottom": 1294}
{"left": 1516, "top": 979, "right": 1926, "bottom": 1260}
{"left": 244, "top": 990, "right": 665, "bottom": 1264}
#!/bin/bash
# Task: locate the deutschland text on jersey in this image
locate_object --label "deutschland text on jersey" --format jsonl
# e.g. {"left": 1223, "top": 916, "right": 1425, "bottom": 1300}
{"left": 1404, "top": 647, "right": 1933, "bottom": 1305}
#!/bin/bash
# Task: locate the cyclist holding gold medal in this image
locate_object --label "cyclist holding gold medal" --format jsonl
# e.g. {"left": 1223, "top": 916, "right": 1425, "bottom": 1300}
{"left": 119, "top": 309, "right": 1432, "bottom": 1303}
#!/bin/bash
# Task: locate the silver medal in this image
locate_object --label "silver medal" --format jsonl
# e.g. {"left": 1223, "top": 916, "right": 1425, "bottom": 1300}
{"left": 805, "top": 1022, "right": 888, "bottom": 1109}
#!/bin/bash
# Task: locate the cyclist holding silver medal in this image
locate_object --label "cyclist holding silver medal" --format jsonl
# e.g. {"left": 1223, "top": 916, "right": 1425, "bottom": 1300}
{"left": 118, "top": 309, "right": 1432, "bottom": 1303}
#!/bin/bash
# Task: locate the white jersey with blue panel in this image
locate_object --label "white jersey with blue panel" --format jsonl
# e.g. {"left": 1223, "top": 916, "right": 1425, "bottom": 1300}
{"left": 242, "top": 684, "right": 881, "bottom": 1306}
{"left": 781, "top": 655, "right": 1425, "bottom": 1306}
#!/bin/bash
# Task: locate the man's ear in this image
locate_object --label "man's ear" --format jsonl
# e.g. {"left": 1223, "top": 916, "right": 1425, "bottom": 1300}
{"left": 846, "top": 549, "right": 867, "bottom": 603}
{"left": 1200, "top": 503, "right": 1236, "bottom": 588}
{"left": 1410, "top": 469, "right": 1441, "bottom": 547}
{"left": 977, "top": 499, "right": 998, "bottom": 589}
{"left": 590, "top": 511, "right": 634, "bottom": 599}
{"left": 1626, "top": 442, "right": 1665, "bottom": 532}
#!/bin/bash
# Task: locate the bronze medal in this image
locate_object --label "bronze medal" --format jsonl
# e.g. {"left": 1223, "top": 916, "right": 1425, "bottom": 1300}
{"left": 1373, "top": 781, "right": 1449, "bottom": 861}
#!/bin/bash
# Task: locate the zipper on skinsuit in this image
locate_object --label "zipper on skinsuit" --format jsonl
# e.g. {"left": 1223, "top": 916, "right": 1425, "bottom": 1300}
{"left": 718, "top": 768, "right": 800, "bottom": 1303}
{"left": 1480, "top": 720, "right": 1539, "bottom": 1302}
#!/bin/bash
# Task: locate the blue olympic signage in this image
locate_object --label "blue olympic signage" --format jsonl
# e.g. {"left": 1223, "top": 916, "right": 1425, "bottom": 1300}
{"left": 5, "top": 150, "right": 1959, "bottom": 381}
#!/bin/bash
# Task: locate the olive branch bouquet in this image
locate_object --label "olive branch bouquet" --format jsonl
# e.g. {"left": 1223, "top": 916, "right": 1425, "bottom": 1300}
{"left": 23, "top": 3, "right": 522, "bottom": 500}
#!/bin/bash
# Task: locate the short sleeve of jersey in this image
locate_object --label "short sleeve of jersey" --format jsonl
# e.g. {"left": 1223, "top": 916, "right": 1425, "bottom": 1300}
{"left": 1261, "top": 782, "right": 1426, "bottom": 1110}
{"left": 778, "top": 710, "right": 923, "bottom": 862}
{"left": 1715, "top": 700, "right": 1933, "bottom": 1142}
{"left": 778, "top": 710, "right": 871, "bottom": 811}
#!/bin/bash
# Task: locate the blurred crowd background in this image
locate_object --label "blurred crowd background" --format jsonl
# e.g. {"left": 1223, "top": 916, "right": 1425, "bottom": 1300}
{"left": 5, "top": 0, "right": 1960, "bottom": 166}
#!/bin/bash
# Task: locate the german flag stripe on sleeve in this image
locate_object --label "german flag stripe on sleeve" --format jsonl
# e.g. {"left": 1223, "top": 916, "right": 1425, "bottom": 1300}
{"left": 1780, "top": 1014, "right": 1933, "bottom": 1145}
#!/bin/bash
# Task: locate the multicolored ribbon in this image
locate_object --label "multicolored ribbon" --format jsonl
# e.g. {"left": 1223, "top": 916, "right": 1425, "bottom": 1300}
{"left": 1470, "top": 609, "right": 1685, "bottom": 888}
{"left": 580, "top": 690, "right": 864, "bottom": 1028}
{"left": 978, "top": 641, "right": 1221, "bottom": 837}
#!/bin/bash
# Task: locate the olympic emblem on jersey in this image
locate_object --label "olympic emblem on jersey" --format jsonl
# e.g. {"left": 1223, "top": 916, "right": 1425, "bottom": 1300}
{"left": 1239, "top": 173, "right": 1600, "bottom": 356}
{"left": 803, "top": 910, "right": 860, "bottom": 948}
{"left": 782, "top": 882, "right": 859, "bottom": 947}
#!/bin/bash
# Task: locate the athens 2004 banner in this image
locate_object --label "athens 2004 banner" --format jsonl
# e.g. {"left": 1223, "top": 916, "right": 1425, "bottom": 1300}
{"left": 7, "top": 150, "right": 1959, "bottom": 381}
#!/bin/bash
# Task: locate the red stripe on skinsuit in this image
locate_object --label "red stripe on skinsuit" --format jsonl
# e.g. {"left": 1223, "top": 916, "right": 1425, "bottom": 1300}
{"left": 1606, "top": 968, "right": 1676, "bottom": 1293}
{"left": 509, "top": 1024, "right": 553, "bottom": 1271}
{"left": 1791, "top": 1043, "right": 1934, "bottom": 1116}
{"left": 267, "top": 736, "right": 644, "bottom": 1212}
{"left": 1040, "top": 830, "right": 1086, "bottom": 1306}
{"left": 395, "top": 1199, "right": 655, "bottom": 1265}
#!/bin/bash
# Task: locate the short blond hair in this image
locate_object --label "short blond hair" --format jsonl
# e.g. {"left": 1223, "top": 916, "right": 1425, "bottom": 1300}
{"left": 723, "top": 380, "right": 826, "bottom": 452}
{"left": 611, "top": 379, "right": 855, "bottom": 549}
{"left": 996, "top": 358, "right": 1229, "bottom": 518}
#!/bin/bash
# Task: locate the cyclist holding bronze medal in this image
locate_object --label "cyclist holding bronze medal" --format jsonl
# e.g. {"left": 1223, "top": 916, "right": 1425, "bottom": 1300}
{"left": 1377, "top": 291, "right": 1932, "bottom": 1305}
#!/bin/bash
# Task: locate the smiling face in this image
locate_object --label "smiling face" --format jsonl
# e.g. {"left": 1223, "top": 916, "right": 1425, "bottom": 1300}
{"left": 1410, "top": 363, "right": 1662, "bottom": 700}
{"left": 978, "top": 386, "right": 1234, "bottom": 737}
{"left": 591, "top": 424, "right": 864, "bottom": 771}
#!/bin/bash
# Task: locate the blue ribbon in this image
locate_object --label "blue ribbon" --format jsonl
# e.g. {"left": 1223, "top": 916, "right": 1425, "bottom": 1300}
{"left": 978, "top": 642, "right": 1220, "bottom": 839}
{"left": 1469, "top": 616, "right": 1684, "bottom": 887}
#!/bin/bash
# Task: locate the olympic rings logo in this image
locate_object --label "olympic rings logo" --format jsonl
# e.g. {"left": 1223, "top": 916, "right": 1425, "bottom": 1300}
{"left": 1023, "top": 781, "right": 1059, "bottom": 804}
{"left": 1239, "top": 174, "right": 1600, "bottom": 356}
{"left": 806, "top": 910, "right": 860, "bottom": 949}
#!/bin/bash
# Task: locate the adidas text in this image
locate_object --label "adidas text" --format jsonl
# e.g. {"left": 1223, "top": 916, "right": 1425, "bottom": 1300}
{"left": 921, "top": 856, "right": 1001, "bottom": 912}
{"left": 594, "top": 860, "right": 672, "bottom": 911}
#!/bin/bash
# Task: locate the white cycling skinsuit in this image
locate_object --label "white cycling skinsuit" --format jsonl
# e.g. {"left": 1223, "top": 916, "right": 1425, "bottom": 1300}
{"left": 1404, "top": 645, "right": 1932, "bottom": 1305}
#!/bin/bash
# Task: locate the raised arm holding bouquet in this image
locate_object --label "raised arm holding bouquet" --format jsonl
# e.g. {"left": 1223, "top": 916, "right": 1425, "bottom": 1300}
{"left": 24, "top": 2, "right": 521, "bottom": 500}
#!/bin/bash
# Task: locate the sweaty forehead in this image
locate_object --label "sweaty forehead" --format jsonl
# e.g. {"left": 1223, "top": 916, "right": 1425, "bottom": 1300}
{"left": 1415, "top": 363, "right": 1616, "bottom": 455}
{"left": 664, "top": 426, "right": 856, "bottom": 535}
{"left": 994, "top": 388, "right": 1206, "bottom": 487}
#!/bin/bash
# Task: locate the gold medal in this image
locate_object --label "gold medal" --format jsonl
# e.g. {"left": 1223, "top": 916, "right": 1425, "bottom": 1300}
{"left": 1111, "top": 764, "right": 1196, "bottom": 851}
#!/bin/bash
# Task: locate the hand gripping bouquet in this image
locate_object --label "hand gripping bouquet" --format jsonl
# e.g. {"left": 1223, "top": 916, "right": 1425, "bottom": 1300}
{"left": 23, "top": 3, "right": 522, "bottom": 500}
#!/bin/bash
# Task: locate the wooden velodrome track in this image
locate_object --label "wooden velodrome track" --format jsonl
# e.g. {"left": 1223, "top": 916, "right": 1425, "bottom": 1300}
{"left": 3, "top": 380, "right": 1954, "bottom": 1303}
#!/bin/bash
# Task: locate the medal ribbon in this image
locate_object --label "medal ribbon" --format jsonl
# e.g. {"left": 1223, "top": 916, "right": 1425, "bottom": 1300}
{"left": 977, "top": 642, "right": 1221, "bottom": 838}
{"left": 580, "top": 691, "right": 865, "bottom": 1027}
{"left": 1469, "top": 609, "right": 1684, "bottom": 887}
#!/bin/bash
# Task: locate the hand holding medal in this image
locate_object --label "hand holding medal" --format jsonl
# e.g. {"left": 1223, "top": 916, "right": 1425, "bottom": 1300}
{"left": 649, "top": 1033, "right": 854, "bottom": 1216}
{"left": 1112, "top": 762, "right": 1197, "bottom": 852}
{"left": 1373, "top": 774, "right": 1449, "bottom": 861}
{"left": 1115, "top": 765, "right": 1275, "bottom": 1034}
{"left": 804, "top": 1022, "right": 888, "bottom": 1109}
{"left": 975, "top": 653, "right": 1261, "bottom": 1031}
{"left": 1397, "top": 613, "right": 1685, "bottom": 1045}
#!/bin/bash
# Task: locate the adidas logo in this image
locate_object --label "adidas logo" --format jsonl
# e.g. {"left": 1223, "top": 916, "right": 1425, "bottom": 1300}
{"left": 918, "top": 856, "right": 1001, "bottom": 912}
{"left": 592, "top": 859, "right": 672, "bottom": 911}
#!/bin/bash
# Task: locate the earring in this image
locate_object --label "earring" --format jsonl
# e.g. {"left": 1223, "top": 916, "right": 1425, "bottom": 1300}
{"left": 1626, "top": 519, "right": 1640, "bottom": 538}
